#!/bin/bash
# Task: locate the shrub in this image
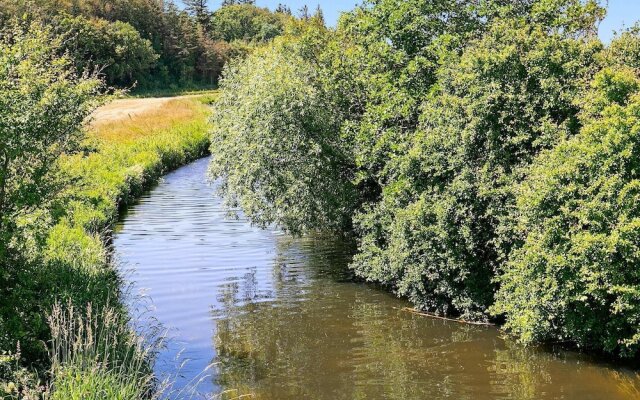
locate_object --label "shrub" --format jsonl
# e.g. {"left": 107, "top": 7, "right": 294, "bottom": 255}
{"left": 492, "top": 67, "right": 640, "bottom": 356}
{"left": 211, "top": 4, "right": 287, "bottom": 43}
{"left": 56, "top": 15, "right": 159, "bottom": 87}
{"left": 0, "top": 21, "right": 102, "bottom": 360}
{"left": 351, "top": 16, "right": 601, "bottom": 319}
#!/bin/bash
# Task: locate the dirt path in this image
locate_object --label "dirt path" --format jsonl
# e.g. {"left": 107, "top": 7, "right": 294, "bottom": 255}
{"left": 91, "top": 95, "right": 198, "bottom": 124}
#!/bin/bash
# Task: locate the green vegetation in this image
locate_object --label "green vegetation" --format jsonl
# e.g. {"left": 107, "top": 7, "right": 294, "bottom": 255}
{"left": 211, "top": 4, "right": 286, "bottom": 43}
{"left": 209, "top": 0, "right": 640, "bottom": 358}
{"left": 210, "top": 23, "right": 356, "bottom": 235}
{"left": 0, "top": 0, "right": 293, "bottom": 90}
{"left": 0, "top": 20, "right": 212, "bottom": 397}
{"left": 4, "top": 0, "right": 640, "bottom": 396}
{"left": 56, "top": 15, "right": 158, "bottom": 87}
{"left": 493, "top": 66, "right": 640, "bottom": 356}
{"left": 47, "top": 303, "right": 158, "bottom": 400}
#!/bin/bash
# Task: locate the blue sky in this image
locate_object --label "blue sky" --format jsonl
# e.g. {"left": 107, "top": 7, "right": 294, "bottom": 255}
{"left": 202, "top": 0, "right": 639, "bottom": 42}
{"left": 599, "top": 0, "right": 640, "bottom": 42}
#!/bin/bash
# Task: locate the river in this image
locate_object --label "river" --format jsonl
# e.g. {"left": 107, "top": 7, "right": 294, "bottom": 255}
{"left": 113, "top": 157, "right": 640, "bottom": 399}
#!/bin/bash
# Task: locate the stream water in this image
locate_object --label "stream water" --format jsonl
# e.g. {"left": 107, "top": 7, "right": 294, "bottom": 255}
{"left": 114, "top": 157, "right": 640, "bottom": 399}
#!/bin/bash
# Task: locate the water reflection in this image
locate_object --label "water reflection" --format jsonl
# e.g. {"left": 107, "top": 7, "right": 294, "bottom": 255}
{"left": 114, "top": 157, "right": 640, "bottom": 400}
{"left": 210, "top": 235, "right": 638, "bottom": 400}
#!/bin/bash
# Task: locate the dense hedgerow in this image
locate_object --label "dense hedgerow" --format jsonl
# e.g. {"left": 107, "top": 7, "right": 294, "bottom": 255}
{"left": 209, "top": 0, "right": 640, "bottom": 358}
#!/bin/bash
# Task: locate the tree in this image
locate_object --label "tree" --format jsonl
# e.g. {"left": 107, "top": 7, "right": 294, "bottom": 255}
{"left": 312, "top": 5, "right": 324, "bottom": 26}
{"left": 0, "top": 20, "right": 102, "bottom": 324}
{"left": 222, "top": 0, "right": 255, "bottom": 5}
{"left": 298, "top": 5, "right": 310, "bottom": 21}
{"left": 209, "top": 32, "right": 357, "bottom": 235}
{"left": 184, "top": 0, "right": 211, "bottom": 28}
{"left": 275, "top": 3, "right": 292, "bottom": 15}
{"left": 56, "top": 15, "right": 158, "bottom": 87}
{"left": 211, "top": 4, "right": 285, "bottom": 42}
{"left": 0, "top": 21, "right": 102, "bottom": 251}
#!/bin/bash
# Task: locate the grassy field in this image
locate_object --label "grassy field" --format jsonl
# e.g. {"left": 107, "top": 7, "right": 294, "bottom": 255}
{"left": 1, "top": 94, "right": 214, "bottom": 399}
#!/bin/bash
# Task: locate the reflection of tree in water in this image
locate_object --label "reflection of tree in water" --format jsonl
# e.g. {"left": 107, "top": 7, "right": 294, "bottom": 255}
{"left": 488, "top": 341, "right": 640, "bottom": 399}
{"left": 612, "top": 371, "right": 640, "bottom": 399}
{"left": 487, "top": 341, "right": 553, "bottom": 400}
{"left": 209, "top": 233, "right": 640, "bottom": 400}
{"left": 210, "top": 234, "right": 357, "bottom": 399}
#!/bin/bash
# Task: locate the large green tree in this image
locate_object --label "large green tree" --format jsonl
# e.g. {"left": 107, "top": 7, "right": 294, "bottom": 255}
{"left": 209, "top": 24, "right": 357, "bottom": 234}
{"left": 57, "top": 15, "right": 158, "bottom": 87}
{"left": 493, "top": 65, "right": 640, "bottom": 356}
{"left": 211, "top": 4, "right": 286, "bottom": 43}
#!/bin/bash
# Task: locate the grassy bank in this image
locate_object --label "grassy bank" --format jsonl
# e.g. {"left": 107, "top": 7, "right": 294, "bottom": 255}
{"left": 1, "top": 95, "right": 213, "bottom": 398}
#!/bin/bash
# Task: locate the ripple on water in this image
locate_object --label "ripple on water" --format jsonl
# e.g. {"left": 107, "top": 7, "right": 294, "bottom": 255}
{"left": 114, "top": 157, "right": 640, "bottom": 400}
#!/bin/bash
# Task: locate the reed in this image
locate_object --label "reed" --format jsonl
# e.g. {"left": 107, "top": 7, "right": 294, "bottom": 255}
{"left": 47, "top": 302, "right": 165, "bottom": 400}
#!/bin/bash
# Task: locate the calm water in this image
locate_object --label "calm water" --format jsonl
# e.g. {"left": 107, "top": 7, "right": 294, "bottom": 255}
{"left": 114, "top": 157, "right": 640, "bottom": 399}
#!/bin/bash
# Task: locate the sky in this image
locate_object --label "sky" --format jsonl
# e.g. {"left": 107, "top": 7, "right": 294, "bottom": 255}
{"left": 202, "top": 0, "right": 640, "bottom": 42}
{"left": 599, "top": 0, "right": 640, "bottom": 42}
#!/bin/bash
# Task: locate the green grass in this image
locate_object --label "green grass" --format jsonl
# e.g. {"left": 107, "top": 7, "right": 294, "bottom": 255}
{"left": 47, "top": 303, "right": 160, "bottom": 400}
{"left": 0, "top": 95, "right": 212, "bottom": 399}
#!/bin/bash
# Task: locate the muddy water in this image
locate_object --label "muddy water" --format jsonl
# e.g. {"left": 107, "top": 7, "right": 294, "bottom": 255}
{"left": 114, "top": 157, "right": 640, "bottom": 399}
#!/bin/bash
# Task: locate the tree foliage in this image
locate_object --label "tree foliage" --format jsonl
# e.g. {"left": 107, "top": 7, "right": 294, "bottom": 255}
{"left": 352, "top": 13, "right": 602, "bottom": 319}
{"left": 209, "top": 26, "right": 357, "bottom": 235}
{"left": 493, "top": 66, "right": 640, "bottom": 355}
{"left": 56, "top": 15, "right": 157, "bottom": 87}
{"left": 0, "top": 22, "right": 103, "bottom": 361}
{"left": 208, "top": 0, "right": 640, "bottom": 358}
{"left": 211, "top": 4, "right": 287, "bottom": 43}
{"left": 0, "top": 0, "right": 289, "bottom": 89}
{"left": 0, "top": 22, "right": 102, "bottom": 263}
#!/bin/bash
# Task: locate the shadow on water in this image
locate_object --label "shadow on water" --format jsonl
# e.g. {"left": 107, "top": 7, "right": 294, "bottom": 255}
{"left": 114, "top": 157, "right": 640, "bottom": 400}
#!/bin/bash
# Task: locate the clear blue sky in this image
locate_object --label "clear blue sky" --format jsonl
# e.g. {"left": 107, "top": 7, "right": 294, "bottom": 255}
{"left": 599, "top": 0, "right": 640, "bottom": 42}
{"left": 200, "top": 0, "right": 639, "bottom": 42}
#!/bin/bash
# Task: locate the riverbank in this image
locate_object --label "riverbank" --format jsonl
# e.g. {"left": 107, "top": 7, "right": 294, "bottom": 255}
{"left": 0, "top": 94, "right": 214, "bottom": 398}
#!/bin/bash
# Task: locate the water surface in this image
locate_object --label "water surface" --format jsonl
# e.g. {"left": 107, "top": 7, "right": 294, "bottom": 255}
{"left": 114, "top": 157, "right": 640, "bottom": 399}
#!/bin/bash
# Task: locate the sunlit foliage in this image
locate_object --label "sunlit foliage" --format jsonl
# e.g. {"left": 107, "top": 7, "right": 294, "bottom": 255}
{"left": 493, "top": 67, "right": 640, "bottom": 355}
{"left": 0, "top": 0, "right": 290, "bottom": 90}
{"left": 208, "top": 0, "right": 640, "bottom": 357}
{"left": 56, "top": 15, "right": 158, "bottom": 87}
{"left": 209, "top": 24, "right": 357, "bottom": 234}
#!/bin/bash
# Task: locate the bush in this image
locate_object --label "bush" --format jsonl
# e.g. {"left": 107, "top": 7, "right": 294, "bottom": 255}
{"left": 492, "top": 67, "right": 640, "bottom": 356}
{"left": 57, "top": 15, "right": 159, "bottom": 87}
{"left": 211, "top": 4, "right": 287, "bottom": 43}
{"left": 351, "top": 15, "right": 601, "bottom": 319}
{"left": 0, "top": 21, "right": 102, "bottom": 360}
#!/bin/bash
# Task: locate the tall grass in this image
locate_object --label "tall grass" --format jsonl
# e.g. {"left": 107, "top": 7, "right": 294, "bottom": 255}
{"left": 47, "top": 302, "right": 164, "bottom": 400}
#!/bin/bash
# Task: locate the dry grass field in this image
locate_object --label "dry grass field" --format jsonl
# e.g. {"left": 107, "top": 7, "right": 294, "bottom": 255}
{"left": 90, "top": 93, "right": 217, "bottom": 144}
